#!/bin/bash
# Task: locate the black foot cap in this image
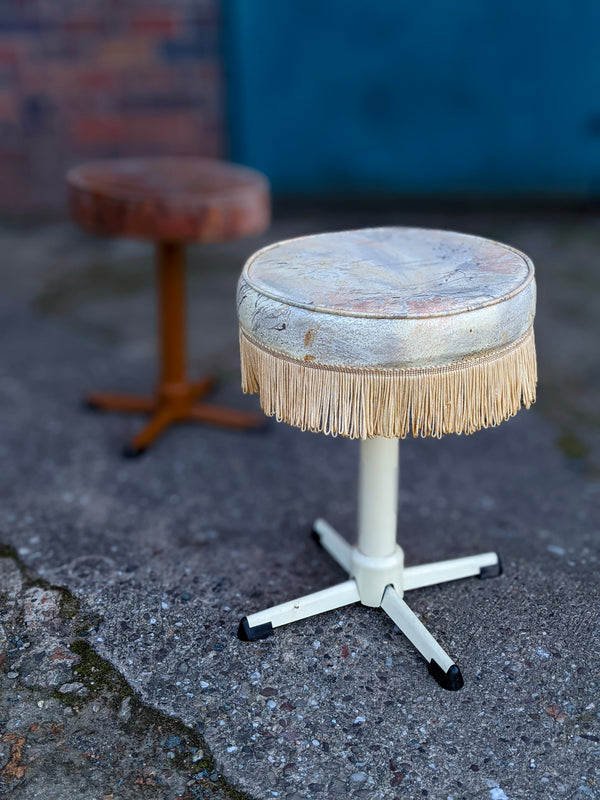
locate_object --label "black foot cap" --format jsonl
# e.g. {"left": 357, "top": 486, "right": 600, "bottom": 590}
{"left": 84, "top": 397, "right": 101, "bottom": 412}
{"left": 480, "top": 555, "right": 503, "bottom": 579}
{"left": 122, "top": 444, "right": 146, "bottom": 459}
{"left": 311, "top": 527, "right": 323, "bottom": 547}
{"left": 428, "top": 660, "right": 464, "bottom": 691}
{"left": 246, "top": 418, "right": 270, "bottom": 435}
{"left": 237, "top": 617, "right": 274, "bottom": 642}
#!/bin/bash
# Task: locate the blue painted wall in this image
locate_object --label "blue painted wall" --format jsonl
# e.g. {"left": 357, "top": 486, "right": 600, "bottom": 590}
{"left": 224, "top": 1, "right": 600, "bottom": 195}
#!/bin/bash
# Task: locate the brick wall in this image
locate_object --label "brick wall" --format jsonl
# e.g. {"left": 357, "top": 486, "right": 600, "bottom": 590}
{"left": 0, "top": 0, "right": 224, "bottom": 212}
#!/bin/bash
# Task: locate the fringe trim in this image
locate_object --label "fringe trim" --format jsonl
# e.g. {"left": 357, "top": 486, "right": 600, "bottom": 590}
{"left": 240, "top": 327, "right": 537, "bottom": 439}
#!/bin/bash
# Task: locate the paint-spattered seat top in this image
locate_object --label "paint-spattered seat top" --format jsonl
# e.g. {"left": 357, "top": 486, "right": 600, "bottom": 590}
{"left": 237, "top": 227, "right": 537, "bottom": 439}
{"left": 238, "top": 227, "right": 535, "bottom": 370}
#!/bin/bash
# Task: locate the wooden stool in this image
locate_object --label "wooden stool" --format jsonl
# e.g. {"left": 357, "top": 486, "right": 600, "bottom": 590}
{"left": 68, "top": 157, "right": 270, "bottom": 456}
{"left": 236, "top": 227, "right": 537, "bottom": 690}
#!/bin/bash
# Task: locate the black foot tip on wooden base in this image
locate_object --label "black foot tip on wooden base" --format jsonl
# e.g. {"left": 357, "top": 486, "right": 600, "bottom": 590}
{"left": 84, "top": 397, "right": 101, "bottom": 412}
{"left": 245, "top": 417, "right": 270, "bottom": 435}
{"left": 428, "top": 660, "right": 464, "bottom": 691}
{"left": 122, "top": 444, "right": 147, "bottom": 459}
{"left": 237, "top": 617, "right": 274, "bottom": 642}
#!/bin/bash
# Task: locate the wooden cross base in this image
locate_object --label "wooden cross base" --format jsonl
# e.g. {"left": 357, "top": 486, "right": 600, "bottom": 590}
{"left": 84, "top": 240, "right": 265, "bottom": 457}
{"left": 86, "top": 377, "right": 264, "bottom": 457}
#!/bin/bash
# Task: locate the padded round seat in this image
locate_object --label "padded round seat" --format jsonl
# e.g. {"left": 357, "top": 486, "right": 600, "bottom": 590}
{"left": 237, "top": 227, "right": 537, "bottom": 691}
{"left": 68, "top": 157, "right": 269, "bottom": 242}
{"left": 238, "top": 227, "right": 536, "bottom": 439}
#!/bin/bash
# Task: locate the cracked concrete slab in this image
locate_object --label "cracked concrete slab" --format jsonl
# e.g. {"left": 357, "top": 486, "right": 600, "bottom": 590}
{"left": 0, "top": 211, "right": 599, "bottom": 799}
{"left": 0, "top": 554, "right": 241, "bottom": 800}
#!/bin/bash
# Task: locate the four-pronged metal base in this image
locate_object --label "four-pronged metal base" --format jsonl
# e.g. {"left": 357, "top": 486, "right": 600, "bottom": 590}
{"left": 238, "top": 518, "right": 501, "bottom": 691}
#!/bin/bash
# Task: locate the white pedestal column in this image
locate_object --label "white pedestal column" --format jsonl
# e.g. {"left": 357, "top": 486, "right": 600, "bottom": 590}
{"left": 357, "top": 436, "right": 399, "bottom": 557}
{"left": 352, "top": 437, "right": 404, "bottom": 605}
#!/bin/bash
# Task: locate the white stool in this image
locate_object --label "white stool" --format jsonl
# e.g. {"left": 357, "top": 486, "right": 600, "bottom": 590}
{"left": 236, "top": 227, "right": 536, "bottom": 690}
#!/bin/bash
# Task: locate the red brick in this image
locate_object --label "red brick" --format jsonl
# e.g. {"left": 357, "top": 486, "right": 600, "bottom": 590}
{"left": 0, "top": 39, "right": 31, "bottom": 66}
{"left": 70, "top": 114, "right": 128, "bottom": 145}
{"left": 0, "top": 91, "right": 18, "bottom": 123}
{"left": 70, "top": 112, "right": 204, "bottom": 151}
{"left": 62, "top": 16, "right": 105, "bottom": 35}
{"left": 0, "top": 2, "right": 225, "bottom": 212}
{"left": 118, "top": 66, "right": 179, "bottom": 94}
{"left": 75, "top": 69, "right": 117, "bottom": 93}
{"left": 99, "top": 38, "right": 154, "bottom": 70}
{"left": 129, "top": 10, "right": 182, "bottom": 37}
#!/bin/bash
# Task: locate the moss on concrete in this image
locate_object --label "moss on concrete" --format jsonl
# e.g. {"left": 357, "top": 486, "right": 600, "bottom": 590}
{"left": 557, "top": 430, "right": 590, "bottom": 461}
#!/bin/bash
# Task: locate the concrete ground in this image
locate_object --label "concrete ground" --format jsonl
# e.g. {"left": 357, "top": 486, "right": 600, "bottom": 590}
{"left": 0, "top": 207, "right": 599, "bottom": 800}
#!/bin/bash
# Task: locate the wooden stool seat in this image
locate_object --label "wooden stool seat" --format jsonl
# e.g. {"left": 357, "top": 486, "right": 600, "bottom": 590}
{"left": 68, "top": 157, "right": 269, "bottom": 242}
{"left": 68, "top": 157, "right": 270, "bottom": 455}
